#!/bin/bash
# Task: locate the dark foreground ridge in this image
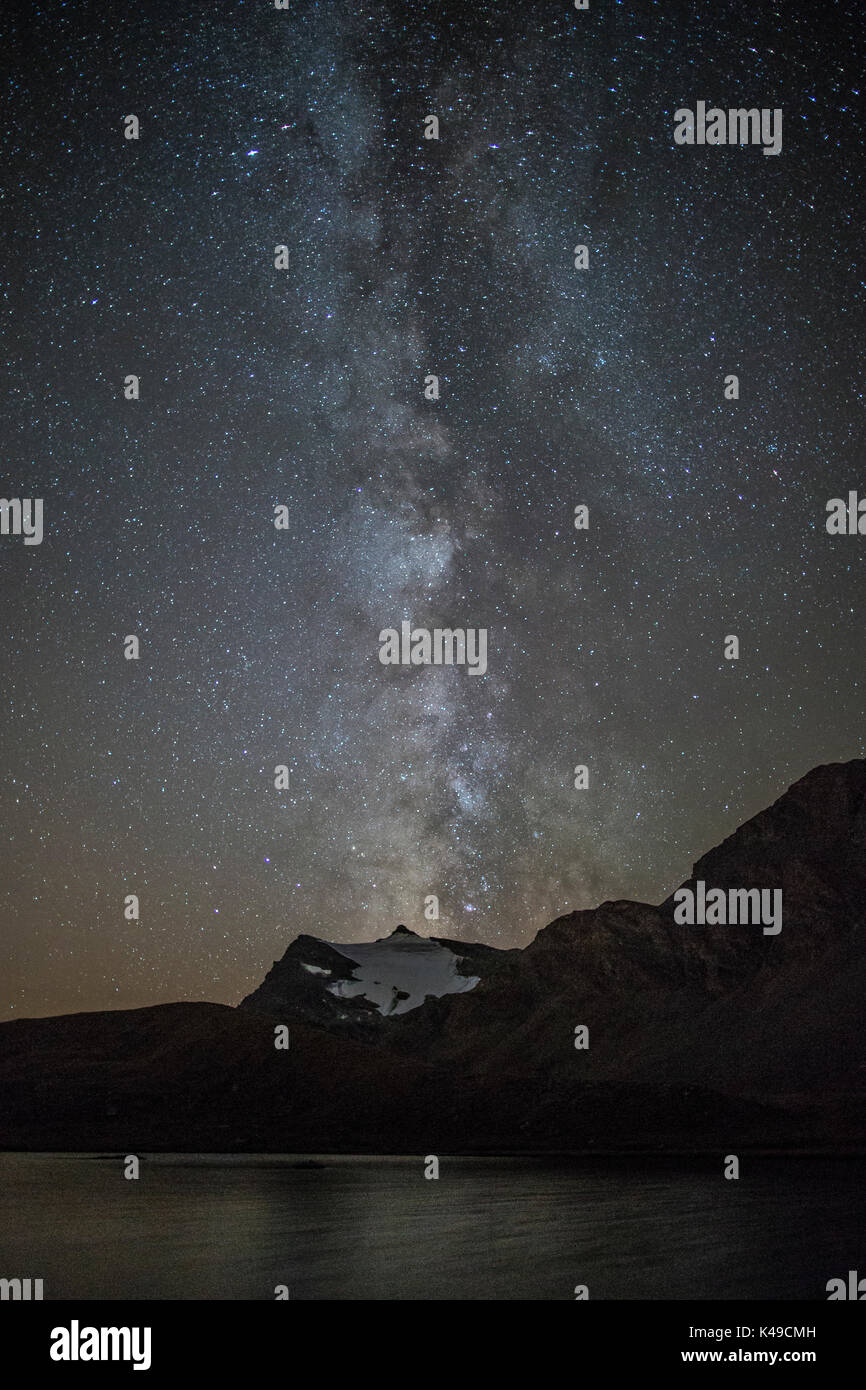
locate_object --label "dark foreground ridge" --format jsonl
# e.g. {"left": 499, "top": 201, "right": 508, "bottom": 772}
{"left": 2, "top": 760, "right": 865, "bottom": 1152}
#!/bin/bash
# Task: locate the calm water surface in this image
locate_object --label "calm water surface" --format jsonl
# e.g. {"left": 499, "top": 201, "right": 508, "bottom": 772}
{"left": 0, "top": 1154, "right": 861, "bottom": 1300}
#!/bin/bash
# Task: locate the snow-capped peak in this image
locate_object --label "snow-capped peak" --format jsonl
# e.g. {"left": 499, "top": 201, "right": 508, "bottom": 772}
{"left": 322, "top": 928, "right": 480, "bottom": 1016}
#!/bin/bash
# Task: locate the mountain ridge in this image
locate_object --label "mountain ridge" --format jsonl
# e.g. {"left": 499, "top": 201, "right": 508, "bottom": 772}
{"left": 1, "top": 758, "right": 864, "bottom": 1152}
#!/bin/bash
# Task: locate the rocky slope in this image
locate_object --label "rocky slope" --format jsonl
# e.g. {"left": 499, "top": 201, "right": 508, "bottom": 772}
{"left": 388, "top": 761, "right": 866, "bottom": 1096}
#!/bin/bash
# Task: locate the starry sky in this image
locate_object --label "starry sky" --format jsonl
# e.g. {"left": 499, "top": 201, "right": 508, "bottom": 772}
{"left": 1, "top": 0, "right": 864, "bottom": 1018}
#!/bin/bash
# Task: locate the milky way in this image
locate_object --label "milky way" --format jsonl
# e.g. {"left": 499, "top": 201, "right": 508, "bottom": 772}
{"left": 1, "top": 0, "right": 863, "bottom": 1016}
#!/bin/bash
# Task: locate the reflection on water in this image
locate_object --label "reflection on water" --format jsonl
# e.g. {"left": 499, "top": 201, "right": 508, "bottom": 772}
{"left": 0, "top": 1154, "right": 861, "bottom": 1300}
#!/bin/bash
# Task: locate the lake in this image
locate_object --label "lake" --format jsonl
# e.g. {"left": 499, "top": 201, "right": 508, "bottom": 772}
{"left": 0, "top": 1153, "right": 861, "bottom": 1299}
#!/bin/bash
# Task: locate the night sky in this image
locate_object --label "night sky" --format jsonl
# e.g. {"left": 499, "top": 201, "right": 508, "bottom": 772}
{"left": 1, "top": 0, "right": 863, "bottom": 1018}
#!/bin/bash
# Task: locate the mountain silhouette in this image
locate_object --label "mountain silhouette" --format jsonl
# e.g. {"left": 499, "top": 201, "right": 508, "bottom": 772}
{"left": 2, "top": 760, "right": 864, "bottom": 1153}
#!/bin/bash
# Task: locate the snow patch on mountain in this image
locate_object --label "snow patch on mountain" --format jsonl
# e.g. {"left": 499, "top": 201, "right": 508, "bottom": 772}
{"left": 323, "top": 931, "right": 480, "bottom": 1016}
